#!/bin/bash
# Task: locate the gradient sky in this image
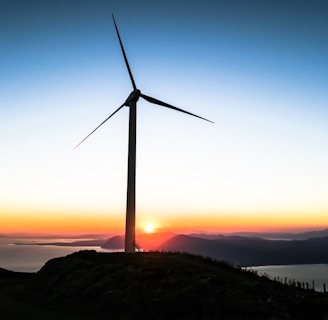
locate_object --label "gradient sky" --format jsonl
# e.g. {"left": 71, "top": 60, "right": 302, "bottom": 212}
{"left": 1, "top": 0, "right": 328, "bottom": 234}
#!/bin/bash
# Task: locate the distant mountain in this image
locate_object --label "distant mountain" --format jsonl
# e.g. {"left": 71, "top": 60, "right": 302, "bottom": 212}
{"left": 101, "top": 235, "right": 124, "bottom": 249}
{"left": 227, "top": 228, "right": 328, "bottom": 240}
{"left": 13, "top": 232, "right": 174, "bottom": 250}
{"left": 15, "top": 239, "right": 107, "bottom": 247}
{"left": 102, "top": 232, "right": 175, "bottom": 251}
{"left": 189, "top": 233, "right": 226, "bottom": 240}
{"left": 160, "top": 234, "right": 328, "bottom": 266}
{"left": 2, "top": 251, "right": 327, "bottom": 319}
{"left": 2, "top": 233, "right": 109, "bottom": 239}
{"left": 292, "top": 229, "right": 328, "bottom": 239}
{"left": 190, "top": 229, "right": 328, "bottom": 240}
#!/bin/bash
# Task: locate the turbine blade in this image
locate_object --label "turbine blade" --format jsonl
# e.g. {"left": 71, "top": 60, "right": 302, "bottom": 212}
{"left": 112, "top": 14, "right": 137, "bottom": 90}
{"left": 140, "top": 94, "right": 214, "bottom": 123}
{"left": 73, "top": 103, "right": 125, "bottom": 150}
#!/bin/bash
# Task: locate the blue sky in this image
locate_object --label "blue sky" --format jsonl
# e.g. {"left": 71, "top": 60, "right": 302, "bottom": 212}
{"left": 1, "top": 0, "right": 328, "bottom": 233}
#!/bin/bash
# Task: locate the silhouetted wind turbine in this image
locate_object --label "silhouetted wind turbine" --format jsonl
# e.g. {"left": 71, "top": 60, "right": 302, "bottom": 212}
{"left": 74, "top": 15, "right": 213, "bottom": 253}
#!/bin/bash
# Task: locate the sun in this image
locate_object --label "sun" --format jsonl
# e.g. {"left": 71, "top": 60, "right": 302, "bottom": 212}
{"left": 144, "top": 224, "right": 155, "bottom": 234}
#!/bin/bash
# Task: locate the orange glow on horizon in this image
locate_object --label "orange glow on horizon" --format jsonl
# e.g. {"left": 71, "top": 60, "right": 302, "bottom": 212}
{"left": 0, "top": 208, "right": 123, "bottom": 235}
{"left": 1, "top": 207, "right": 328, "bottom": 235}
{"left": 146, "top": 211, "right": 328, "bottom": 234}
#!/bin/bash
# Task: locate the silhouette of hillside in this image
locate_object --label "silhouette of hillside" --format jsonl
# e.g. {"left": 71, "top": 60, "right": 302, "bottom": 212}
{"left": 102, "top": 232, "right": 175, "bottom": 251}
{"left": 1, "top": 251, "right": 328, "bottom": 319}
{"left": 11, "top": 231, "right": 328, "bottom": 267}
{"left": 0, "top": 267, "right": 85, "bottom": 320}
{"left": 160, "top": 234, "right": 328, "bottom": 266}
{"left": 101, "top": 235, "right": 124, "bottom": 249}
{"left": 227, "top": 228, "right": 328, "bottom": 240}
{"left": 0, "top": 267, "right": 30, "bottom": 279}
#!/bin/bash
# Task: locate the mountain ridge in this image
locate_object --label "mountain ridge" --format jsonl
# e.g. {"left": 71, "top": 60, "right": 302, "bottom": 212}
{"left": 159, "top": 234, "right": 328, "bottom": 266}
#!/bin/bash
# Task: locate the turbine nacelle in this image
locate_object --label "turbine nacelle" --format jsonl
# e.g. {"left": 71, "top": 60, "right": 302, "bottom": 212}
{"left": 124, "top": 89, "right": 141, "bottom": 106}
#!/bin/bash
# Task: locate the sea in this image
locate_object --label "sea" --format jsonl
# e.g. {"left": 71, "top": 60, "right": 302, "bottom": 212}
{"left": 250, "top": 264, "right": 328, "bottom": 292}
{"left": 0, "top": 237, "right": 113, "bottom": 272}
{"left": 1, "top": 237, "right": 328, "bottom": 292}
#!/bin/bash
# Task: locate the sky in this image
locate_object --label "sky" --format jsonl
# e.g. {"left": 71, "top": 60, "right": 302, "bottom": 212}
{"left": 1, "top": 0, "right": 328, "bottom": 235}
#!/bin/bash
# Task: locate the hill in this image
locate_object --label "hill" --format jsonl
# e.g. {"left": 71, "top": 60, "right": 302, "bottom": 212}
{"left": 159, "top": 234, "right": 328, "bottom": 266}
{"left": 0, "top": 268, "right": 84, "bottom": 320}
{"left": 102, "top": 232, "right": 174, "bottom": 251}
{"left": 0, "top": 267, "right": 30, "bottom": 279}
{"left": 1, "top": 251, "right": 328, "bottom": 319}
{"left": 101, "top": 235, "right": 124, "bottom": 249}
{"left": 227, "top": 228, "right": 328, "bottom": 240}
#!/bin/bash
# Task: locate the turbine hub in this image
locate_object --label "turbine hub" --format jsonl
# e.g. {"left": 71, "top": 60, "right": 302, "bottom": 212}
{"left": 125, "top": 89, "right": 141, "bottom": 106}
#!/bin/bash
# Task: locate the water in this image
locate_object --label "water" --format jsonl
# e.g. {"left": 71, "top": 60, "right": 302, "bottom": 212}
{"left": 251, "top": 264, "right": 328, "bottom": 292}
{"left": 0, "top": 237, "right": 114, "bottom": 272}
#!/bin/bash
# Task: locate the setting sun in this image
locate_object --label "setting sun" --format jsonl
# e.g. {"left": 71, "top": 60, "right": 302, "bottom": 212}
{"left": 144, "top": 224, "right": 155, "bottom": 234}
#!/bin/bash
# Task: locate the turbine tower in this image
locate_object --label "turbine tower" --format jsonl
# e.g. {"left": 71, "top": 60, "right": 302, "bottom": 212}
{"left": 74, "top": 15, "right": 213, "bottom": 253}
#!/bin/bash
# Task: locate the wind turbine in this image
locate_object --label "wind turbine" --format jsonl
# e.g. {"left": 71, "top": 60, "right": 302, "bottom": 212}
{"left": 74, "top": 15, "right": 213, "bottom": 253}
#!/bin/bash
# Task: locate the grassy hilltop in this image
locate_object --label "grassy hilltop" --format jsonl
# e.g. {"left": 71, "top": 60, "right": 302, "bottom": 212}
{"left": 1, "top": 251, "right": 328, "bottom": 319}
